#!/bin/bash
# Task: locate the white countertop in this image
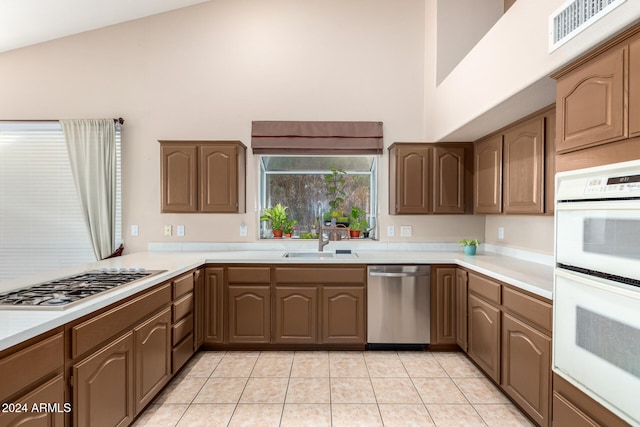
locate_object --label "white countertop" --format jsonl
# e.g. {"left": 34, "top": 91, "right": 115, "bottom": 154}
{"left": 0, "top": 247, "right": 553, "bottom": 352}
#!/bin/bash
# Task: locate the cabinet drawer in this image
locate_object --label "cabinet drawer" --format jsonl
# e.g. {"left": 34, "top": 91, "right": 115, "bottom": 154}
{"left": 228, "top": 267, "right": 270, "bottom": 283}
{"left": 275, "top": 267, "right": 366, "bottom": 284}
{"left": 0, "top": 332, "right": 64, "bottom": 402}
{"left": 173, "top": 273, "right": 194, "bottom": 299}
{"left": 503, "top": 286, "right": 552, "bottom": 334}
{"left": 468, "top": 272, "right": 501, "bottom": 305}
{"left": 71, "top": 283, "right": 171, "bottom": 358}
{"left": 173, "top": 314, "right": 194, "bottom": 345}
{"left": 172, "top": 333, "right": 194, "bottom": 373}
{"left": 173, "top": 292, "right": 194, "bottom": 323}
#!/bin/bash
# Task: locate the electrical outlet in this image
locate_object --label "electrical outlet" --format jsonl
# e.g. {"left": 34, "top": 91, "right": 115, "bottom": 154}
{"left": 130, "top": 225, "right": 138, "bottom": 237}
{"left": 400, "top": 225, "right": 412, "bottom": 237}
{"left": 498, "top": 227, "right": 505, "bottom": 240}
{"left": 176, "top": 225, "right": 185, "bottom": 236}
{"left": 240, "top": 223, "right": 247, "bottom": 237}
{"left": 164, "top": 225, "right": 172, "bottom": 236}
{"left": 387, "top": 225, "right": 395, "bottom": 237}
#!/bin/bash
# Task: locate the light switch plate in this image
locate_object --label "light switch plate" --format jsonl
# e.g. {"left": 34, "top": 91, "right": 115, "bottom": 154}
{"left": 387, "top": 225, "right": 395, "bottom": 237}
{"left": 400, "top": 225, "right": 412, "bottom": 237}
{"left": 240, "top": 223, "right": 247, "bottom": 237}
{"left": 498, "top": 227, "right": 505, "bottom": 240}
{"left": 164, "top": 225, "right": 172, "bottom": 236}
{"left": 130, "top": 225, "right": 138, "bottom": 237}
{"left": 177, "top": 225, "right": 185, "bottom": 236}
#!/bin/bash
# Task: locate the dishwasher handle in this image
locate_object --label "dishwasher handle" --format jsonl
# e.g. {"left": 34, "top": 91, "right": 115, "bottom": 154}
{"left": 368, "top": 270, "right": 428, "bottom": 278}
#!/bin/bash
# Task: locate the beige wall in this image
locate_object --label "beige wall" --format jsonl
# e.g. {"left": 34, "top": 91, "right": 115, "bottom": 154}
{"left": 0, "top": 0, "right": 489, "bottom": 253}
{"left": 485, "top": 215, "right": 554, "bottom": 255}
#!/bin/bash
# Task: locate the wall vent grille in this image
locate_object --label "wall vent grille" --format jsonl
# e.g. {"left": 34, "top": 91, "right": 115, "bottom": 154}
{"left": 549, "top": 0, "right": 627, "bottom": 52}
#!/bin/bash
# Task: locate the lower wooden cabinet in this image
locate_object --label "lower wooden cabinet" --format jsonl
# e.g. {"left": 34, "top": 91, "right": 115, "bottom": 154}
{"left": 274, "top": 286, "right": 318, "bottom": 344}
{"left": 468, "top": 293, "right": 501, "bottom": 383}
{"left": 73, "top": 332, "right": 136, "bottom": 427}
{"left": 501, "top": 312, "right": 551, "bottom": 427}
{"left": 227, "top": 285, "right": 271, "bottom": 343}
{"left": 204, "top": 267, "right": 224, "bottom": 344}
{"left": 321, "top": 287, "right": 365, "bottom": 344}
{"left": 134, "top": 307, "right": 172, "bottom": 412}
{"left": 0, "top": 374, "right": 66, "bottom": 427}
{"left": 431, "top": 266, "right": 457, "bottom": 346}
{"left": 455, "top": 268, "right": 468, "bottom": 351}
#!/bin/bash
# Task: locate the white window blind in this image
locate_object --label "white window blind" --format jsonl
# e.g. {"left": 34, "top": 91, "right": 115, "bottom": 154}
{"left": 0, "top": 122, "right": 122, "bottom": 283}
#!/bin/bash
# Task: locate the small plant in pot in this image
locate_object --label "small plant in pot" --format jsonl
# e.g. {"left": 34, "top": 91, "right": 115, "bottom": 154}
{"left": 348, "top": 206, "right": 368, "bottom": 238}
{"left": 324, "top": 167, "right": 348, "bottom": 224}
{"left": 282, "top": 218, "right": 297, "bottom": 238}
{"left": 458, "top": 238, "right": 481, "bottom": 255}
{"left": 260, "top": 203, "right": 290, "bottom": 238}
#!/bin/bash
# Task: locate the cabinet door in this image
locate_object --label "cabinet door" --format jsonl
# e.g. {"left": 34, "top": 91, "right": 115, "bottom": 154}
{"left": 193, "top": 269, "right": 204, "bottom": 350}
{"left": 160, "top": 144, "right": 197, "bottom": 213}
{"left": 392, "top": 145, "right": 432, "bottom": 214}
{"left": 227, "top": 286, "right": 271, "bottom": 343}
{"left": 630, "top": 35, "right": 640, "bottom": 138}
{"left": 455, "top": 269, "right": 468, "bottom": 352}
{"left": 468, "top": 294, "right": 501, "bottom": 383}
{"left": 199, "top": 144, "right": 239, "bottom": 213}
{"left": 204, "top": 267, "right": 224, "bottom": 344}
{"left": 433, "top": 146, "right": 466, "bottom": 214}
{"left": 0, "top": 375, "right": 65, "bottom": 427}
{"left": 502, "top": 313, "right": 551, "bottom": 427}
{"left": 544, "top": 110, "right": 556, "bottom": 214}
{"left": 274, "top": 286, "right": 318, "bottom": 344}
{"left": 321, "top": 287, "right": 365, "bottom": 344}
{"left": 431, "top": 267, "right": 456, "bottom": 345}
{"left": 134, "top": 307, "right": 172, "bottom": 414}
{"left": 555, "top": 45, "right": 627, "bottom": 152}
{"left": 474, "top": 135, "right": 503, "bottom": 214}
{"left": 503, "top": 117, "right": 544, "bottom": 214}
{"left": 73, "top": 332, "right": 135, "bottom": 427}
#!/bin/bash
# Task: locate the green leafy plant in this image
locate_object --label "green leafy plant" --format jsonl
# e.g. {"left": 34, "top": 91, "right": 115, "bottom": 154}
{"left": 348, "top": 206, "right": 368, "bottom": 231}
{"left": 282, "top": 218, "right": 297, "bottom": 234}
{"left": 260, "top": 203, "right": 289, "bottom": 231}
{"left": 324, "top": 167, "right": 346, "bottom": 217}
{"left": 458, "top": 238, "right": 481, "bottom": 246}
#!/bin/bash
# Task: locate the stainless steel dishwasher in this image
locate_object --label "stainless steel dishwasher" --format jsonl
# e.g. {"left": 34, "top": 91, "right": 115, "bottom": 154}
{"left": 367, "top": 265, "right": 430, "bottom": 349}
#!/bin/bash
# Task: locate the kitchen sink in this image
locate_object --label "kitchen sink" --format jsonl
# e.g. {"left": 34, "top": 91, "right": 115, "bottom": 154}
{"left": 283, "top": 252, "right": 358, "bottom": 259}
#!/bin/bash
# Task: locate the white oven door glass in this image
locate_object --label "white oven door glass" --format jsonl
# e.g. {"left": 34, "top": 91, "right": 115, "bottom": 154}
{"left": 556, "top": 200, "right": 640, "bottom": 280}
{"left": 553, "top": 268, "right": 640, "bottom": 425}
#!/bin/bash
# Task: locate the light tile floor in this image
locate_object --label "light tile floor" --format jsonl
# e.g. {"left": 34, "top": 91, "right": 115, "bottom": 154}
{"left": 133, "top": 351, "right": 535, "bottom": 427}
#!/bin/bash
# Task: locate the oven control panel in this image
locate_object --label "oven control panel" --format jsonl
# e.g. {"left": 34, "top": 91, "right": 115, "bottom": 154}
{"left": 584, "top": 174, "right": 640, "bottom": 195}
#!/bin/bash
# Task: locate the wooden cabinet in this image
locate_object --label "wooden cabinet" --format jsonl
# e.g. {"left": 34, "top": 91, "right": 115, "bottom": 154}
{"left": 274, "top": 266, "right": 366, "bottom": 346}
{"left": 431, "top": 266, "right": 456, "bottom": 346}
{"left": 321, "top": 287, "right": 365, "bottom": 344}
{"left": 389, "top": 143, "right": 471, "bottom": 215}
{"left": 134, "top": 307, "right": 172, "bottom": 412}
{"left": 171, "top": 273, "right": 195, "bottom": 373}
{"left": 193, "top": 269, "right": 204, "bottom": 351}
{"left": 455, "top": 268, "right": 468, "bottom": 351}
{"left": 630, "top": 35, "right": 640, "bottom": 138}
{"left": 474, "top": 135, "right": 503, "bottom": 214}
{"left": 73, "top": 332, "right": 135, "bottom": 427}
{"left": 274, "top": 286, "right": 318, "bottom": 344}
{"left": 503, "top": 116, "right": 545, "bottom": 214}
{"left": 204, "top": 267, "right": 224, "bottom": 344}
{"left": 159, "top": 140, "right": 246, "bottom": 213}
{"left": 555, "top": 44, "right": 626, "bottom": 153}
{"left": 0, "top": 331, "right": 65, "bottom": 427}
{"left": 468, "top": 293, "right": 501, "bottom": 383}
{"left": 227, "top": 267, "right": 271, "bottom": 344}
{"left": 474, "top": 106, "right": 555, "bottom": 215}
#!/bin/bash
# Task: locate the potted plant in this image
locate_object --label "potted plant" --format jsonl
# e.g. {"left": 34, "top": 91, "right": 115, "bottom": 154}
{"left": 282, "top": 218, "right": 297, "bottom": 238}
{"left": 458, "top": 238, "right": 481, "bottom": 255}
{"left": 260, "top": 203, "right": 289, "bottom": 238}
{"left": 324, "top": 167, "right": 348, "bottom": 224}
{"left": 348, "top": 206, "right": 368, "bottom": 238}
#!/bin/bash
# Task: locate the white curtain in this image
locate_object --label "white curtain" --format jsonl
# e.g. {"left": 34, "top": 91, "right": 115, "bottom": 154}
{"left": 60, "top": 119, "right": 116, "bottom": 260}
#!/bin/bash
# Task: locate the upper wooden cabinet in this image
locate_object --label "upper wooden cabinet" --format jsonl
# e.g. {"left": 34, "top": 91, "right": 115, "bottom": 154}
{"left": 474, "top": 135, "right": 503, "bottom": 214}
{"left": 159, "top": 140, "right": 246, "bottom": 213}
{"left": 389, "top": 142, "right": 472, "bottom": 215}
{"left": 552, "top": 23, "right": 640, "bottom": 171}
{"left": 474, "top": 106, "right": 555, "bottom": 215}
{"left": 555, "top": 44, "right": 626, "bottom": 153}
{"left": 503, "top": 116, "right": 545, "bottom": 214}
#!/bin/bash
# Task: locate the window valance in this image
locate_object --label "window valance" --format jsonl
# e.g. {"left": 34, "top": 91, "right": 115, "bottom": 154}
{"left": 251, "top": 121, "right": 383, "bottom": 154}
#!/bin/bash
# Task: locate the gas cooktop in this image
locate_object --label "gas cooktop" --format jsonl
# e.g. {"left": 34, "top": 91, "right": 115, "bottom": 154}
{"left": 0, "top": 269, "right": 165, "bottom": 310}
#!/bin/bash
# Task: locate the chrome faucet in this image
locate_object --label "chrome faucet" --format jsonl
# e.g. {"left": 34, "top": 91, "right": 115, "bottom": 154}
{"left": 317, "top": 217, "right": 329, "bottom": 252}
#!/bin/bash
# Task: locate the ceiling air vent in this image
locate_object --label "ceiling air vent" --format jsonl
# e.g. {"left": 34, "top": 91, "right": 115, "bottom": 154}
{"left": 549, "top": 0, "right": 627, "bottom": 52}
